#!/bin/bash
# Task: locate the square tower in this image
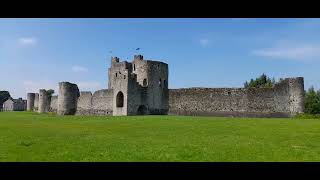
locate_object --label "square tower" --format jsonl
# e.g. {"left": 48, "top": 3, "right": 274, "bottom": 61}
{"left": 108, "top": 55, "right": 168, "bottom": 116}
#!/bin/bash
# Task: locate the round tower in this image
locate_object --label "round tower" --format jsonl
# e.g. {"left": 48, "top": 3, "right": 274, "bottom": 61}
{"left": 288, "top": 77, "right": 305, "bottom": 116}
{"left": 57, "top": 82, "right": 80, "bottom": 115}
{"left": 38, "top": 89, "right": 49, "bottom": 113}
{"left": 132, "top": 55, "right": 169, "bottom": 114}
{"left": 27, "top": 93, "right": 35, "bottom": 111}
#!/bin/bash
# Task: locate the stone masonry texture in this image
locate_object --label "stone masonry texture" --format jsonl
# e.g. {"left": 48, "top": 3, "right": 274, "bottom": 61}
{"left": 57, "top": 82, "right": 80, "bottom": 115}
{"left": 27, "top": 93, "right": 35, "bottom": 111}
{"left": 30, "top": 54, "right": 304, "bottom": 118}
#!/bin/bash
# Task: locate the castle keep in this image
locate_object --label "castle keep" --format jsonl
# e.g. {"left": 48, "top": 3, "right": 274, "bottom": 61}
{"left": 28, "top": 55, "right": 169, "bottom": 116}
{"left": 107, "top": 55, "right": 169, "bottom": 115}
{"left": 26, "top": 54, "right": 305, "bottom": 118}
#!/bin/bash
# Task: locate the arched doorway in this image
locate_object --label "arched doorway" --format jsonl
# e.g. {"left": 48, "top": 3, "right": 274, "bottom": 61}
{"left": 137, "top": 105, "right": 147, "bottom": 115}
{"left": 116, "top": 91, "right": 124, "bottom": 107}
{"left": 143, "top": 79, "right": 147, "bottom": 87}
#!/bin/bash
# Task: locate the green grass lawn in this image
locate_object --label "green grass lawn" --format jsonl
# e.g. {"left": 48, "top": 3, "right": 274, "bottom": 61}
{"left": 0, "top": 111, "right": 320, "bottom": 162}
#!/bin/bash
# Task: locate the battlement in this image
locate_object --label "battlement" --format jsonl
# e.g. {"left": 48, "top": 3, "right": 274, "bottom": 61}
{"left": 111, "top": 56, "right": 119, "bottom": 63}
{"left": 110, "top": 57, "right": 132, "bottom": 70}
{"left": 28, "top": 53, "right": 305, "bottom": 118}
{"left": 134, "top": 54, "right": 143, "bottom": 61}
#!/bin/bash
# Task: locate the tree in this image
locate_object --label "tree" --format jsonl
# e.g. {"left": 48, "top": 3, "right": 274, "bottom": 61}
{"left": 244, "top": 81, "right": 249, "bottom": 88}
{"left": 304, "top": 87, "right": 320, "bottom": 114}
{"left": 0, "top": 91, "right": 11, "bottom": 104}
{"left": 46, "top": 89, "right": 55, "bottom": 97}
{"left": 244, "top": 74, "right": 276, "bottom": 88}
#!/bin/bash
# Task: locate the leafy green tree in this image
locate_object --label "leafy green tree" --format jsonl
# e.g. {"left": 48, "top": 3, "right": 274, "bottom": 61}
{"left": 0, "top": 91, "right": 11, "bottom": 104}
{"left": 46, "top": 89, "right": 55, "bottom": 97}
{"left": 0, "top": 91, "right": 11, "bottom": 110}
{"left": 244, "top": 73, "right": 276, "bottom": 88}
{"left": 304, "top": 87, "right": 320, "bottom": 114}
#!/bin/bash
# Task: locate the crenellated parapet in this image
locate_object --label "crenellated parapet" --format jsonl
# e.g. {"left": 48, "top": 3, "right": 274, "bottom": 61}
{"left": 34, "top": 53, "right": 304, "bottom": 118}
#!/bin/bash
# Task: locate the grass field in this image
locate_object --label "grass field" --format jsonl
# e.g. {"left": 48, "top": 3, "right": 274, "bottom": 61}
{"left": 0, "top": 111, "right": 320, "bottom": 162}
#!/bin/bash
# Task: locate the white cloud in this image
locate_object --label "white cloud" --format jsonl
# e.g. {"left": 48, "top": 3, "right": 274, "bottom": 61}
{"left": 77, "top": 82, "right": 102, "bottom": 91}
{"left": 72, "top": 65, "right": 88, "bottom": 73}
{"left": 199, "top": 38, "right": 209, "bottom": 47}
{"left": 252, "top": 43, "right": 320, "bottom": 61}
{"left": 18, "top": 37, "right": 37, "bottom": 46}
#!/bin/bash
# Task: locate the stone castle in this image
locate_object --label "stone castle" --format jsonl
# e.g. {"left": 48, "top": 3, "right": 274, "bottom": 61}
{"left": 26, "top": 54, "right": 305, "bottom": 118}
{"left": 27, "top": 55, "right": 169, "bottom": 116}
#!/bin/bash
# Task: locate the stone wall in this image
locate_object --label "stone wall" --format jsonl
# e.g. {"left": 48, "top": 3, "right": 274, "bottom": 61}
{"left": 28, "top": 53, "right": 305, "bottom": 118}
{"left": 76, "top": 91, "right": 92, "bottom": 114}
{"left": 76, "top": 89, "right": 113, "bottom": 115}
{"left": 168, "top": 77, "right": 304, "bottom": 118}
{"left": 49, "top": 95, "right": 58, "bottom": 113}
{"left": 92, "top": 89, "right": 113, "bottom": 115}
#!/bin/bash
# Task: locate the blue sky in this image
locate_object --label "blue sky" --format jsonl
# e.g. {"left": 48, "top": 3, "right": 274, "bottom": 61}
{"left": 1, "top": 18, "right": 320, "bottom": 98}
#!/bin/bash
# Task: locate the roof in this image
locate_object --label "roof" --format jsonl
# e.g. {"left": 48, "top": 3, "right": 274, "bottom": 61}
{"left": 5, "top": 98, "right": 26, "bottom": 103}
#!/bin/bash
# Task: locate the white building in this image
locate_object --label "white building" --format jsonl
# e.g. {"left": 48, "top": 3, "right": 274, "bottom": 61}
{"left": 2, "top": 98, "right": 27, "bottom": 111}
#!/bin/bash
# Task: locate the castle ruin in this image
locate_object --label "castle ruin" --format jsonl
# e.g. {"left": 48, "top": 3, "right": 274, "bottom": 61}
{"left": 26, "top": 54, "right": 305, "bottom": 118}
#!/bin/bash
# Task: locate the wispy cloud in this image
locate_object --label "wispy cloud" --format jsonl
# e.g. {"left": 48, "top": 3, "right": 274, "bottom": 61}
{"left": 77, "top": 82, "right": 102, "bottom": 91}
{"left": 199, "top": 38, "right": 209, "bottom": 47}
{"left": 72, "top": 65, "right": 88, "bottom": 73}
{"left": 252, "top": 43, "right": 320, "bottom": 61}
{"left": 18, "top": 37, "right": 37, "bottom": 46}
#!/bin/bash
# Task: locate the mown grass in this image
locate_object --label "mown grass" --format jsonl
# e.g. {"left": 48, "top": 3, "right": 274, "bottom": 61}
{"left": 0, "top": 111, "right": 320, "bottom": 162}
